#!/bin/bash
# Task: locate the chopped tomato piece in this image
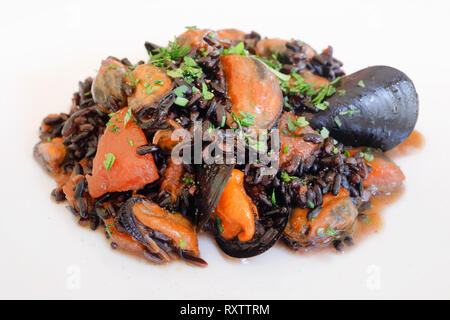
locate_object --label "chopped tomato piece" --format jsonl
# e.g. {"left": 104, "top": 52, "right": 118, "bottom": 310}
{"left": 86, "top": 107, "right": 159, "bottom": 198}
{"left": 221, "top": 54, "right": 283, "bottom": 130}
{"left": 214, "top": 169, "right": 258, "bottom": 242}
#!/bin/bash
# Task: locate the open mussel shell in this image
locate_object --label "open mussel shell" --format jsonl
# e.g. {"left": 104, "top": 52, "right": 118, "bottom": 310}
{"left": 195, "top": 163, "right": 234, "bottom": 229}
{"left": 305, "top": 66, "right": 419, "bottom": 151}
{"left": 214, "top": 207, "right": 290, "bottom": 258}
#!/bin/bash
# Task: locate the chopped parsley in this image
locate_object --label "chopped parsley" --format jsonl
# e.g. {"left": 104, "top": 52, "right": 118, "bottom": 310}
{"left": 338, "top": 89, "right": 346, "bottom": 96}
{"left": 280, "top": 73, "right": 340, "bottom": 111}
{"left": 154, "top": 79, "right": 164, "bottom": 85}
{"left": 173, "top": 85, "right": 189, "bottom": 97}
{"left": 232, "top": 111, "right": 255, "bottom": 127}
{"left": 326, "top": 225, "right": 338, "bottom": 236}
{"left": 222, "top": 42, "right": 247, "bottom": 55}
{"left": 287, "top": 116, "right": 309, "bottom": 133}
{"left": 106, "top": 224, "right": 114, "bottom": 235}
{"left": 108, "top": 125, "right": 119, "bottom": 133}
{"left": 339, "top": 109, "right": 360, "bottom": 116}
{"left": 128, "top": 139, "right": 133, "bottom": 147}
{"left": 216, "top": 216, "right": 224, "bottom": 233}
{"left": 201, "top": 82, "right": 214, "bottom": 100}
{"left": 334, "top": 116, "right": 342, "bottom": 127}
{"left": 283, "top": 145, "right": 290, "bottom": 154}
{"left": 124, "top": 108, "right": 133, "bottom": 128}
{"left": 360, "top": 151, "right": 374, "bottom": 162}
{"left": 357, "top": 80, "right": 366, "bottom": 88}
{"left": 166, "top": 68, "right": 184, "bottom": 78}
{"left": 320, "top": 127, "right": 330, "bottom": 139}
{"left": 103, "top": 153, "right": 116, "bottom": 171}
{"left": 281, "top": 172, "right": 298, "bottom": 183}
{"left": 220, "top": 115, "right": 226, "bottom": 127}
{"left": 174, "top": 96, "right": 189, "bottom": 107}
{"left": 185, "top": 25, "right": 197, "bottom": 30}
{"left": 307, "top": 200, "right": 315, "bottom": 209}
{"left": 179, "top": 238, "right": 187, "bottom": 248}
{"left": 271, "top": 189, "right": 278, "bottom": 207}
{"left": 183, "top": 177, "right": 195, "bottom": 184}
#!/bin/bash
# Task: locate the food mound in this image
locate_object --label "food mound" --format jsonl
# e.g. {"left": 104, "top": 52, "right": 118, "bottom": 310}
{"left": 34, "top": 27, "right": 419, "bottom": 266}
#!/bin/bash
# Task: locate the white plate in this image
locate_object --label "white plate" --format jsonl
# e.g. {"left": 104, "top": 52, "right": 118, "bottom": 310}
{"left": 1, "top": 0, "right": 449, "bottom": 299}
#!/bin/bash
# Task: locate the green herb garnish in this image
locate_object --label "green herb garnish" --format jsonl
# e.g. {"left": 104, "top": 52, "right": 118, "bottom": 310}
{"left": 103, "top": 153, "right": 116, "bottom": 171}
{"left": 326, "top": 225, "right": 338, "bottom": 236}
{"left": 216, "top": 216, "right": 224, "bottom": 233}
{"left": 334, "top": 116, "right": 342, "bottom": 127}
{"left": 320, "top": 127, "right": 330, "bottom": 139}
{"left": 183, "top": 177, "right": 195, "bottom": 184}
{"left": 201, "top": 82, "right": 214, "bottom": 100}
{"left": 124, "top": 108, "right": 133, "bottom": 128}
{"left": 339, "top": 109, "right": 360, "bottom": 116}
{"left": 222, "top": 42, "right": 247, "bottom": 55}
{"left": 281, "top": 172, "right": 298, "bottom": 183}
{"left": 106, "top": 224, "right": 114, "bottom": 235}
{"left": 357, "top": 80, "right": 366, "bottom": 88}
{"left": 271, "top": 189, "right": 278, "bottom": 207}
{"left": 174, "top": 96, "right": 189, "bottom": 107}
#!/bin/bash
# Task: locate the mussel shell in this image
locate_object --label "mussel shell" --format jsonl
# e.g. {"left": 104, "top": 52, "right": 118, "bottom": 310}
{"left": 92, "top": 57, "right": 128, "bottom": 112}
{"left": 119, "top": 197, "right": 149, "bottom": 246}
{"left": 134, "top": 91, "right": 175, "bottom": 130}
{"left": 214, "top": 207, "right": 289, "bottom": 258}
{"left": 306, "top": 66, "right": 418, "bottom": 151}
{"left": 195, "top": 163, "right": 234, "bottom": 229}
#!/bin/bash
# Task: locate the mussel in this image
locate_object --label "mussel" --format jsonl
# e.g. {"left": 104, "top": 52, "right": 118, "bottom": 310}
{"left": 119, "top": 196, "right": 207, "bottom": 266}
{"left": 134, "top": 92, "right": 176, "bottom": 130}
{"left": 195, "top": 163, "right": 235, "bottom": 229}
{"left": 221, "top": 55, "right": 283, "bottom": 130}
{"left": 208, "top": 169, "right": 289, "bottom": 258}
{"left": 305, "top": 66, "right": 419, "bottom": 151}
{"left": 33, "top": 137, "right": 67, "bottom": 174}
{"left": 92, "top": 57, "right": 129, "bottom": 112}
{"left": 284, "top": 189, "right": 358, "bottom": 249}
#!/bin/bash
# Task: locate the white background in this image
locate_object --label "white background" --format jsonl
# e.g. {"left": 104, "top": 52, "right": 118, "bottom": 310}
{"left": 0, "top": 0, "right": 449, "bottom": 299}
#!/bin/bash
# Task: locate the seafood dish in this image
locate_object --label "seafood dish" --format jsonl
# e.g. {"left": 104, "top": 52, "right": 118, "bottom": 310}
{"left": 34, "top": 27, "right": 419, "bottom": 266}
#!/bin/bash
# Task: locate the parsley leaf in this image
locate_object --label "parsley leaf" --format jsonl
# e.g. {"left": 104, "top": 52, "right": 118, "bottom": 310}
{"left": 103, "top": 153, "right": 116, "bottom": 171}
{"left": 124, "top": 108, "right": 133, "bottom": 128}
{"left": 201, "top": 82, "right": 214, "bottom": 100}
